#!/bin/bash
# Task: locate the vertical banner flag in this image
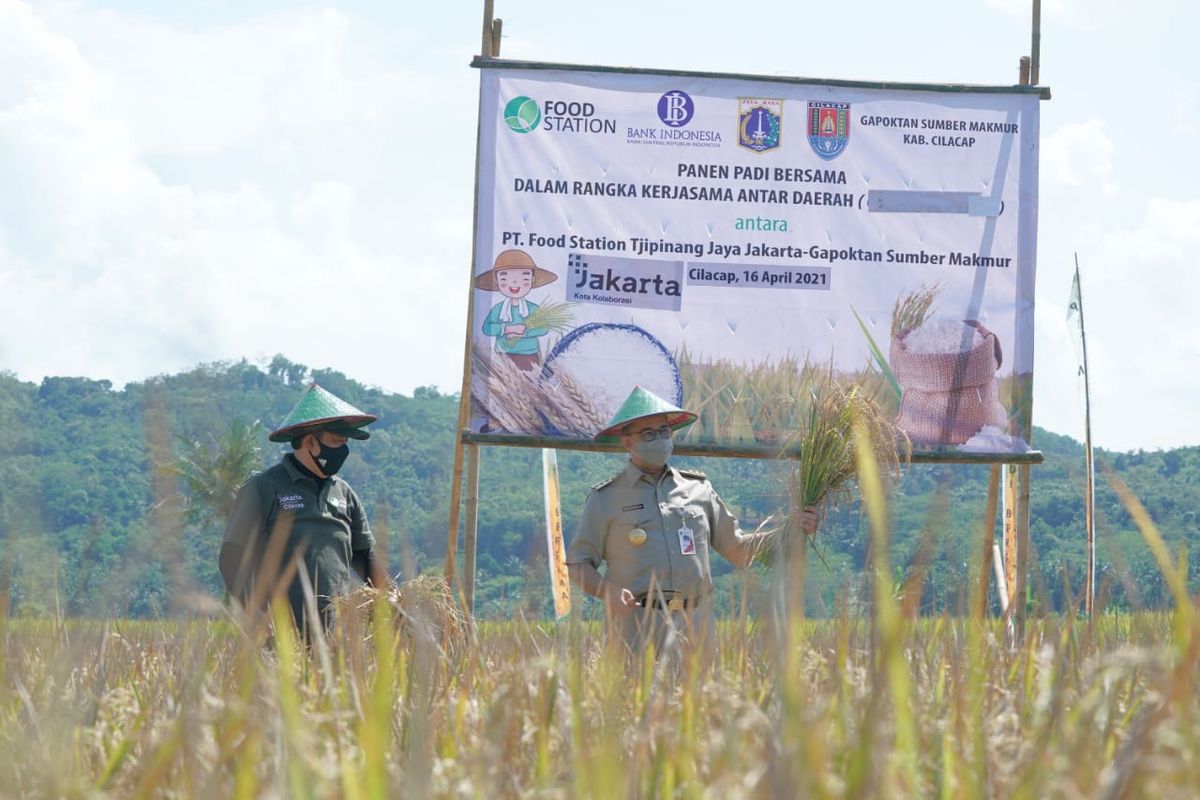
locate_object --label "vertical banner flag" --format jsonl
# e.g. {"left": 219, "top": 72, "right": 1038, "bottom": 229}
{"left": 1003, "top": 462, "right": 1019, "bottom": 607}
{"left": 1066, "top": 268, "right": 1086, "bottom": 384}
{"left": 542, "top": 448, "right": 572, "bottom": 618}
{"left": 470, "top": 65, "right": 1040, "bottom": 453}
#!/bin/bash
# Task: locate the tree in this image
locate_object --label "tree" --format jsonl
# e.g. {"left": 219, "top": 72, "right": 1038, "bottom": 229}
{"left": 169, "top": 420, "right": 264, "bottom": 528}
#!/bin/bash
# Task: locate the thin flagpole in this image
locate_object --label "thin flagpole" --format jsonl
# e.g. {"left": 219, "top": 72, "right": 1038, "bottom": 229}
{"left": 1074, "top": 255, "right": 1096, "bottom": 615}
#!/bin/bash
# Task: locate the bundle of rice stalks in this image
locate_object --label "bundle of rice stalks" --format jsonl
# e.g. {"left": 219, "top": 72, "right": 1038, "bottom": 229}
{"left": 471, "top": 351, "right": 604, "bottom": 436}
{"left": 504, "top": 300, "right": 576, "bottom": 344}
{"left": 334, "top": 574, "right": 472, "bottom": 662}
{"left": 786, "top": 377, "right": 909, "bottom": 535}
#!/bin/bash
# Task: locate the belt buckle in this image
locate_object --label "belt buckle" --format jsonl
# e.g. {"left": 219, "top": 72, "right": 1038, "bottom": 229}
{"left": 667, "top": 596, "right": 685, "bottom": 612}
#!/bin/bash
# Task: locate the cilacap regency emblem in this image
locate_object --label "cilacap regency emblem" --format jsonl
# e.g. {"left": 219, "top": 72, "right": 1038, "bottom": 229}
{"left": 808, "top": 100, "right": 850, "bottom": 160}
{"left": 737, "top": 97, "right": 782, "bottom": 153}
{"left": 628, "top": 528, "right": 648, "bottom": 547}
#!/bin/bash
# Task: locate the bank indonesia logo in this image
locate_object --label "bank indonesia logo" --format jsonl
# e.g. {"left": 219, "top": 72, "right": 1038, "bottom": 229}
{"left": 504, "top": 96, "right": 541, "bottom": 133}
{"left": 808, "top": 101, "right": 850, "bottom": 160}
{"left": 737, "top": 98, "right": 782, "bottom": 153}
{"left": 657, "top": 90, "right": 694, "bottom": 127}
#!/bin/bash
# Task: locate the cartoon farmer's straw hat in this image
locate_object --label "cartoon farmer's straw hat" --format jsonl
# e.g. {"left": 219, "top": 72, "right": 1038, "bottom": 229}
{"left": 594, "top": 386, "right": 698, "bottom": 444}
{"left": 268, "top": 384, "right": 378, "bottom": 443}
{"left": 473, "top": 249, "right": 558, "bottom": 291}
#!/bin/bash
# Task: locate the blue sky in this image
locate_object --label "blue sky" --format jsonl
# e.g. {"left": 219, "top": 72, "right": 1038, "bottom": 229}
{"left": 2, "top": 0, "right": 1197, "bottom": 451}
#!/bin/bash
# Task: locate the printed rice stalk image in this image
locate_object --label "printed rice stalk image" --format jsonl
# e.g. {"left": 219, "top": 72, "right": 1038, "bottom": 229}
{"left": 851, "top": 283, "right": 938, "bottom": 403}
{"left": 890, "top": 282, "right": 939, "bottom": 339}
{"left": 784, "top": 375, "right": 908, "bottom": 537}
{"left": 502, "top": 301, "right": 576, "bottom": 346}
{"left": 471, "top": 350, "right": 605, "bottom": 437}
{"left": 677, "top": 348, "right": 897, "bottom": 447}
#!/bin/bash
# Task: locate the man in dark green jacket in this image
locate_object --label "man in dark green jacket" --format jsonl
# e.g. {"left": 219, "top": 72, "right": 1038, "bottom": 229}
{"left": 219, "top": 384, "right": 388, "bottom": 632}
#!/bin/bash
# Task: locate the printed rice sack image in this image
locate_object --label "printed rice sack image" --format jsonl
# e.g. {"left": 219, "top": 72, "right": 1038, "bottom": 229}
{"left": 889, "top": 318, "right": 1007, "bottom": 445}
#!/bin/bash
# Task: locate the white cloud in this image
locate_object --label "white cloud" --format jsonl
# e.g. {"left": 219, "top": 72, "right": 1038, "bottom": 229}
{"left": 1035, "top": 197, "right": 1200, "bottom": 451}
{"left": 1041, "top": 119, "right": 1117, "bottom": 194}
{"left": 0, "top": 1, "right": 476, "bottom": 395}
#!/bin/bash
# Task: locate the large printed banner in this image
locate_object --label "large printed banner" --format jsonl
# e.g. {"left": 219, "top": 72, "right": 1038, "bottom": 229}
{"left": 469, "top": 65, "right": 1039, "bottom": 454}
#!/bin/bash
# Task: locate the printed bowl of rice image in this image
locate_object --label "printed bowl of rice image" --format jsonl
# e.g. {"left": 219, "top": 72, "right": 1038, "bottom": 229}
{"left": 540, "top": 323, "right": 683, "bottom": 437}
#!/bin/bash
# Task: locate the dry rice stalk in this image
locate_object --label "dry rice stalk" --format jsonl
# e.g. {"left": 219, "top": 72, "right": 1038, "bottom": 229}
{"left": 333, "top": 574, "right": 472, "bottom": 662}
{"left": 891, "top": 284, "right": 940, "bottom": 339}
{"left": 471, "top": 352, "right": 542, "bottom": 432}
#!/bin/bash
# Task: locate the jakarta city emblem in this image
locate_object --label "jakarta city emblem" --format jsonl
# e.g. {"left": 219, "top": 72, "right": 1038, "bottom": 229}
{"left": 737, "top": 98, "right": 783, "bottom": 153}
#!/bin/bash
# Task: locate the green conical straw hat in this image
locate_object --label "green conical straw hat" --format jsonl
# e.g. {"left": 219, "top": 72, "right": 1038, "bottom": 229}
{"left": 268, "top": 384, "right": 377, "bottom": 443}
{"left": 594, "top": 386, "right": 696, "bottom": 443}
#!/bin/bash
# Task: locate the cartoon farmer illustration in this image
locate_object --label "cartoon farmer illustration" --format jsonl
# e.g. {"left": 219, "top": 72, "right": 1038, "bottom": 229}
{"left": 475, "top": 249, "right": 559, "bottom": 371}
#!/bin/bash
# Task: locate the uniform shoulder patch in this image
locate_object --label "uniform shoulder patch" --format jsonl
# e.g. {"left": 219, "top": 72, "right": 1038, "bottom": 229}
{"left": 675, "top": 468, "right": 708, "bottom": 481}
{"left": 590, "top": 475, "right": 619, "bottom": 491}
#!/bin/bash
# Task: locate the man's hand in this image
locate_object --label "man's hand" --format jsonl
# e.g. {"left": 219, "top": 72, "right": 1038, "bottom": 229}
{"left": 504, "top": 323, "right": 527, "bottom": 337}
{"left": 602, "top": 583, "right": 637, "bottom": 616}
{"left": 796, "top": 506, "right": 820, "bottom": 536}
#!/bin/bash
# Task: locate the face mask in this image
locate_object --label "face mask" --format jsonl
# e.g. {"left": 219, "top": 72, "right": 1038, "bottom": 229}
{"left": 313, "top": 442, "right": 350, "bottom": 476}
{"left": 632, "top": 437, "right": 673, "bottom": 469}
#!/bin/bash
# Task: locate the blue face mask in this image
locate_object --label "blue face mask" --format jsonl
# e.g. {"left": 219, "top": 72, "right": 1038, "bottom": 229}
{"left": 632, "top": 437, "right": 673, "bottom": 468}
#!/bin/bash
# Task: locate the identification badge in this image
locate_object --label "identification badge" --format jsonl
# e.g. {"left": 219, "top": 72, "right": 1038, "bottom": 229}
{"left": 678, "top": 525, "right": 696, "bottom": 556}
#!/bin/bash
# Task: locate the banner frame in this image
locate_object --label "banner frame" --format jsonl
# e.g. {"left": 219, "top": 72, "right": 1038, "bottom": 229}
{"left": 470, "top": 57, "right": 1052, "bottom": 101}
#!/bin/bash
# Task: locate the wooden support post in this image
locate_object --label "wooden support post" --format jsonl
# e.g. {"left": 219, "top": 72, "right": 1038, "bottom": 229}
{"left": 1009, "top": 13, "right": 1040, "bottom": 633}
{"left": 1031, "top": 0, "right": 1042, "bottom": 85}
{"left": 1014, "top": 464, "right": 1032, "bottom": 635}
{"left": 977, "top": 464, "right": 1001, "bottom": 619}
{"left": 446, "top": 0, "right": 497, "bottom": 600}
{"left": 462, "top": 444, "right": 481, "bottom": 612}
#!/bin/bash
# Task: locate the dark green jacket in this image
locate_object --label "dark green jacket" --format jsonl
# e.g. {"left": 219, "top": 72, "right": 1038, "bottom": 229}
{"left": 220, "top": 454, "right": 374, "bottom": 628}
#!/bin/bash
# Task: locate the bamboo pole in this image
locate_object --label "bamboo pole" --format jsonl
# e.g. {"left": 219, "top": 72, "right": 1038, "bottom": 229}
{"left": 1015, "top": 464, "right": 1031, "bottom": 634}
{"left": 1031, "top": 0, "right": 1042, "bottom": 85}
{"left": 977, "top": 464, "right": 1001, "bottom": 619}
{"left": 1010, "top": 35, "right": 1039, "bottom": 636}
{"left": 462, "top": 444, "right": 481, "bottom": 612}
{"left": 445, "top": 0, "right": 497, "bottom": 598}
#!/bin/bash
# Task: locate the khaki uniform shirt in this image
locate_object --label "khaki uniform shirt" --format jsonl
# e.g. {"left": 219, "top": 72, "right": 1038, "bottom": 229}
{"left": 566, "top": 460, "right": 744, "bottom": 600}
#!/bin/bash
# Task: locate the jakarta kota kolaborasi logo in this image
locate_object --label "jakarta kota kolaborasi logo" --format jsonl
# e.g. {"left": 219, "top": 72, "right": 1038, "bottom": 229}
{"left": 504, "top": 96, "right": 542, "bottom": 133}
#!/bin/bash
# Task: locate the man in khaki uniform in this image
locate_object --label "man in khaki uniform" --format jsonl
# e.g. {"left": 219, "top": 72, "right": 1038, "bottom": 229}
{"left": 566, "top": 386, "right": 818, "bottom": 656}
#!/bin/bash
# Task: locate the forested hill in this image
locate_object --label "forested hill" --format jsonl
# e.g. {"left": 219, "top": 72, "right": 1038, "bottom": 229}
{"left": 0, "top": 358, "right": 1196, "bottom": 618}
